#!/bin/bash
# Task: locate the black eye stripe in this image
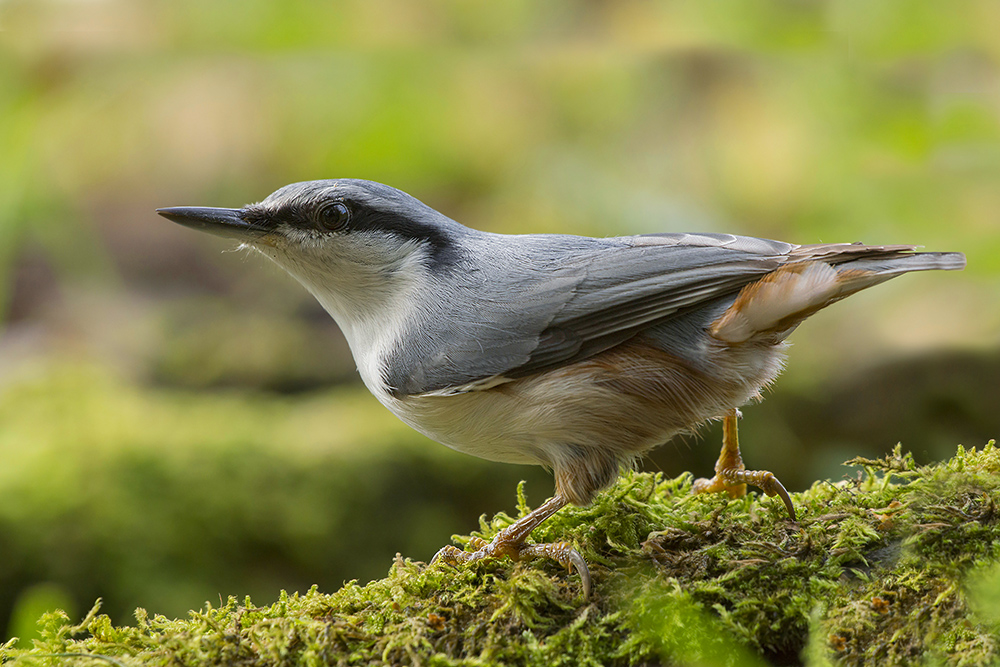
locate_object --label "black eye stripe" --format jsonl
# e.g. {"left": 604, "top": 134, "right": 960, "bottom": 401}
{"left": 249, "top": 190, "right": 460, "bottom": 268}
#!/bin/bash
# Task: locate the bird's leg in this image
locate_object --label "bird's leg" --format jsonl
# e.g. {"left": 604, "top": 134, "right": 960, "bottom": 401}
{"left": 432, "top": 494, "right": 591, "bottom": 598}
{"left": 692, "top": 408, "right": 796, "bottom": 520}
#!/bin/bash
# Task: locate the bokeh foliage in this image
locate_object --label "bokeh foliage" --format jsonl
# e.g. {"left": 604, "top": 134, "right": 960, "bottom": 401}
{"left": 0, "top": 0, "right": 998, "bottom": 652}
{"left": 0, "top": 363, "right": 550, "bottom": 638}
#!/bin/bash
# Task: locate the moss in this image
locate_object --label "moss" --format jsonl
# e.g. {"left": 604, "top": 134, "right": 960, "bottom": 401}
{"left": 3, "top": 443, "right": 1000, "bottom": 666}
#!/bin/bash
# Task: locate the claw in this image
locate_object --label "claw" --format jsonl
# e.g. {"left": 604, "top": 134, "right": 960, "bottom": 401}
{"left": 517, "top": 541, "right": 592, "bottom": 599}
{"left": 429, "top": 495, "right": 590, "bottom": 598}
{"left": 431, "top": 545, "right": 468, "bottom": 566}
{"left": 743, "top": 469, "right": 796, "bottom": 521}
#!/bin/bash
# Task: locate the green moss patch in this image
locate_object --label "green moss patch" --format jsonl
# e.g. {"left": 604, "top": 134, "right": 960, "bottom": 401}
{"left": 4, "top": 443, "right": 999, "bottom": 666}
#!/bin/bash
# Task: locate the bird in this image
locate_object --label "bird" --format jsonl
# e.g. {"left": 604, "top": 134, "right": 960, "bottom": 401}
{"left": 158, "top": 179, "right": 966, "bottom": 598}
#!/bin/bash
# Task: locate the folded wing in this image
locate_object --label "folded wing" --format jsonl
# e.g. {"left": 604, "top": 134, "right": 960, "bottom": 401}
{"left": 384, "top": 232, "right": 962, "bottom": 396}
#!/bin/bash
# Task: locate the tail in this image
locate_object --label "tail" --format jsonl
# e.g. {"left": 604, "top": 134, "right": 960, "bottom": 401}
{"left": 710, "top": 246, "right": 966, "bottom": 344}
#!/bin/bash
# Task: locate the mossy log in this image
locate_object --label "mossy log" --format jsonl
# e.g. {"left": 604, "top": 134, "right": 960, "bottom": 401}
{"left": 4, "top": 443, "right": 1000, "bottom": 666}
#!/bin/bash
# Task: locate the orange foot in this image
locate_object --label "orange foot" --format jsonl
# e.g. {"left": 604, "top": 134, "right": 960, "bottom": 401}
{"left": 693, "top": 408, "right": 796, "bottom": 520}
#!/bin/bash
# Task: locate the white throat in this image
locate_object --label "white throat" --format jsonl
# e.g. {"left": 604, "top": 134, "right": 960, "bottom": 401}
{"left": 250, "top": 232, "right": 431, "bottom": 399}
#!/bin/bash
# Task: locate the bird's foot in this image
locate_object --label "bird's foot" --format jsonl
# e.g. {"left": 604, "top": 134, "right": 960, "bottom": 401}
{"left": 692, "top": 408, "right": 797, "bottom": 520}
{"left": 431, "top": 495, "right": 591, "bottom": 598}
{"left": 693, "top": 467, "right": 795, "bottom": 520}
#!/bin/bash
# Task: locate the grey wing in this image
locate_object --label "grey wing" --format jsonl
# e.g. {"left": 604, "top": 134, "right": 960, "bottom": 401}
{"left": 384, "top": 232, "right": 797, "bottom": 397}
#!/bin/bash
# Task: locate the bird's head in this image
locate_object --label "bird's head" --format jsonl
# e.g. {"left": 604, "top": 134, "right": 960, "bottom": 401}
{"left": 158, "top": 179, "right": 465, "bottom": 328}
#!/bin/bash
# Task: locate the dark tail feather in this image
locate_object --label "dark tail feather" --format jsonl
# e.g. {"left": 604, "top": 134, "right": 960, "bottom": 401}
{"left": 835, "top": 250, "right": 966, "bottom": 276}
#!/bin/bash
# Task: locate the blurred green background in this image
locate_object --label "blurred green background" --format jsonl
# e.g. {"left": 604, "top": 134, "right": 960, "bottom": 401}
{"left": 1, "top": 0, "right": 998, "bottom": 644}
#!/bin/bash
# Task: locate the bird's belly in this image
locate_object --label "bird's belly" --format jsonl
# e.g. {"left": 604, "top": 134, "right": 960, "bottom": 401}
{"left": 381, "top": 389, "right": 554, "bottom": 465}
{"left": 379, "top": 336, "right": 788, "bottom": 469}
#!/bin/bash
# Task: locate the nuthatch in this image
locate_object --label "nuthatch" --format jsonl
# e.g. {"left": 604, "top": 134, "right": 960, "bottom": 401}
{"left": 158, "top": 179, "right": 966, "bottom": 598}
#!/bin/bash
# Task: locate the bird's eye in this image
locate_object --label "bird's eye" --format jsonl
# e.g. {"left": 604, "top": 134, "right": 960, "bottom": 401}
{"left": 317, "top": 201, "right": 350, "bottom": 231}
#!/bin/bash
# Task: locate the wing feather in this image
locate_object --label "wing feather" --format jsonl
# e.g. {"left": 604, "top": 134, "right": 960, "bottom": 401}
{"left": 386, "top": 232, "right": 794, "bottom": 396}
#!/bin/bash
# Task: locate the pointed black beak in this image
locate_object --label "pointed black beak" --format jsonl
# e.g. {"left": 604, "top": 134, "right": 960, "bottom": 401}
{"left": 156, "top": 206, "right": 267, "bottom": 241}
